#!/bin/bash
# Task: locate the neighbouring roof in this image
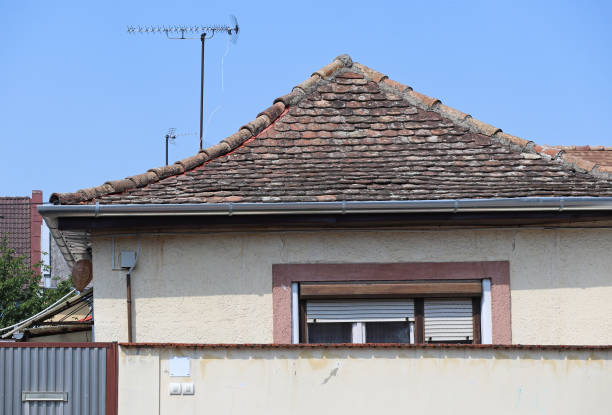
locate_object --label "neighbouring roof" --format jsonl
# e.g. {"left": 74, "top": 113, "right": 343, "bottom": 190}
{"left": 548, "top": 146, "right": 612, "bottom": 170}
{"left": 2, "top": 289, "right": 93, "bottom": 341}
{"left": 0, "top": 197, "right": 31, "bottom": 263}
{"left": 50, "top": 54, "right": 612, "bottom": 206}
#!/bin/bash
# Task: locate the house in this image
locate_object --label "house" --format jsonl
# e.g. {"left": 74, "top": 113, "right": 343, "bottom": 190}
{"left": 0, "top": 190, "right": 42, "bottom": 269}
{"left": 549, "top": 145, "right": 612, "bottom": 170}
{"left": 37, "top": 55, "right": 612, "bottom": 413}
{"left": 0, "top": 190, "right": 70, "bottom": 288}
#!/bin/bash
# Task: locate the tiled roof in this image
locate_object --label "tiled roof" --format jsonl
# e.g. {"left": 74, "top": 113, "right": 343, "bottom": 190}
{"left": 50, "top": 55, "right": 612, "bottom": 205}
{"left": 547, "top": 146, "right": 612, "bottom": 170}
{"left": 0, "top": 197, "right": 31, "bottom": 263}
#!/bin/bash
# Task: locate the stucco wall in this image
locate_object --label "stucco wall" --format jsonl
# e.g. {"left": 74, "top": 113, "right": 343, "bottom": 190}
{"left": 118, "top": 345, "right": 612, "bottom": 415}
{"left": 93, "top": 228, "right": 612, "bottom": 344}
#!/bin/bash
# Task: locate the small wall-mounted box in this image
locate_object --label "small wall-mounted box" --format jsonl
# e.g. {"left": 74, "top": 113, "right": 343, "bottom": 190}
{"left": 182, "top": 383, "right": 195, "bottom": 395}
{"left": 120, "top": 251, "right": 137, "bottom": 269}
{"left": 169, "top": 383, "right": 181, "bottom": 395}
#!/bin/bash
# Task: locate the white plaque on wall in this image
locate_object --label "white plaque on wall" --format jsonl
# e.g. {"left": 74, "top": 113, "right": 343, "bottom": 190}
{"left": 169, "top": 356, "right": 190, "bottom": 377}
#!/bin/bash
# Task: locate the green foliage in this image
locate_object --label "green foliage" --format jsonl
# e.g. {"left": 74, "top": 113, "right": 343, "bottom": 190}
{"left": 0, "top": 236, "right": 73, "bottom": 329}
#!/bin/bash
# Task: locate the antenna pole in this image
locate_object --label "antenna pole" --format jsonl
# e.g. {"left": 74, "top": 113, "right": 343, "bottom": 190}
{"left": 199, "top": 33, "right": 205, "bottom": 150}
{"left": 165, "top": 128, "right": 176, "bottom": 165}
{"left": 127, "top": 17, "right": 240, "bottom": 153}
{"left": 165, "top": 134, "right": 169, "bottom": 165}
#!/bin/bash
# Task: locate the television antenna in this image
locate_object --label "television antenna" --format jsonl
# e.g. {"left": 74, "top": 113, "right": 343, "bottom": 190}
{"left": 164, "top": 128, "right": 176, "bottom": 165}
{"left": 164, "top": 128, "right": 198, "bottom": 165}
{"left": 128, "top": 15, "right": 240, "bottom": 151}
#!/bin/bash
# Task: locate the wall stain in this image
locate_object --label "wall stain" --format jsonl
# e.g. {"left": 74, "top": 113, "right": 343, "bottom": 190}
{"left": 308, "top": 358, "right": 328, "bottom": 371}
{"left": 321, "top": 367, "right": 339, "bottom": 385}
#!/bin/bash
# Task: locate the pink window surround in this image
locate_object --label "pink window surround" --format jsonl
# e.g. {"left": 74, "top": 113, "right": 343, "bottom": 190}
{"left": 272, "top": 261, "right": 511, "bottom": 344}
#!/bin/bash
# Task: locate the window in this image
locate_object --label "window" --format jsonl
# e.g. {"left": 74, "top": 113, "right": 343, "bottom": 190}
{"left": 298, "top": 281, "right": 482, "bottom": 344}
{"left": 273, "top": 262, "right": 511, "bottom": 344}
{"left": 306, "top": 299, "right": 415, "bottom": 344}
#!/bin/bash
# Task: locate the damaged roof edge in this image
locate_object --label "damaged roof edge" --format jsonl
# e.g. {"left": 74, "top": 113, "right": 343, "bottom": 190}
{"left": 38, "top": 197, "right": 612, "bottom": 218}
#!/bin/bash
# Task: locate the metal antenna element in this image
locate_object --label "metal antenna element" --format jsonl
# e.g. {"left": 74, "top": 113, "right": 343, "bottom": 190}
{"left": 128, "top": 16, "right": 240, "bottom": 151}
{"left": 164, "top": 130, "right": 199, "bottom": 165}
{"left": 165, "top": 128, "right": 176, "bottom": 166}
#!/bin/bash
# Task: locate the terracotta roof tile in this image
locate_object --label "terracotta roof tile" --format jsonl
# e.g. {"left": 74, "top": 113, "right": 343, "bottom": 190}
{"left": 547, "top": 145, "right": 612, "bottom": 175}
{"left": 0, "top": 197, "right": 31, "bottom": 263}
{"left": 50, "top": 55, "right": 612, "bottom": 205}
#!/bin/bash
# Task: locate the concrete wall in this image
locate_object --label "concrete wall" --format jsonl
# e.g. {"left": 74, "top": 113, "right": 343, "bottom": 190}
{"left": 118, "top": 345, "right": 612, "bottom": 415}
{"left": 93, "top": 228, "right": 612, "bottom": 344}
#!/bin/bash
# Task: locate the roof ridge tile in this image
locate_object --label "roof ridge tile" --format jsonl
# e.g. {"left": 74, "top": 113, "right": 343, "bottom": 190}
{"left": 148, "top": 164, "right": 184, "bottom": 180}
{"left": 312, "top": 58, "right": 344, "bottom": 79}
{"left": 549, "top": 145, "right": 612, "bottom": 152}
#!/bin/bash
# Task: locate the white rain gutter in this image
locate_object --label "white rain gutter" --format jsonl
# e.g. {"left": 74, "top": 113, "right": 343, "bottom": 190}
{"left": 38, "top": 197, "right": 612, "bottom": 218}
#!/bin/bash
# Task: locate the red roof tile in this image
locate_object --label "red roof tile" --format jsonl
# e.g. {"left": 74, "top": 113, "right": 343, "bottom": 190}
{"left": 0, "top": 197, "right": 31, "bottom": 263}
{"left": 50, "top": 55, "right": 612, "bottom": 205}
{"left": 548, "top": 145, "right": 612, "bottom": 170}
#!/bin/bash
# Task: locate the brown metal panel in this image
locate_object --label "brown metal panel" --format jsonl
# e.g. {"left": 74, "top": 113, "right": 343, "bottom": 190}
{"left": 415, "top": 299, "right": 424, "bottom": 344}
{"left": 299, "top": 299, "right": 307, "bottom": 344}
{"left": 300, "top": 281, "right": 482, "bottom": 299}
{"left": 58, "top": 211, "right": 612, "bottom": 232}
{"left": 472, "top": 297, "right": 482, "bottom": 345}
{"left": 105, "top": 342, "right": 118, "bottom": 415}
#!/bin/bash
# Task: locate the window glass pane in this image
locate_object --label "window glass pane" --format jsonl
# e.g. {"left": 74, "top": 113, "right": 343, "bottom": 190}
{"left": 365, "top": 322, "right": 411, "bottom": 343}
{"left": 308, "top": 323, "right": 352, "bottom": 344}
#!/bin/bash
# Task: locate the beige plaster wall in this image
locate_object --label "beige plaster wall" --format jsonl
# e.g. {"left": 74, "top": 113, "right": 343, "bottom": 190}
{"left": 93, "top": 228, "right": 612, "bottom": 345}
{"left": 118, "top": 345, "right": 612, "bottom": 415}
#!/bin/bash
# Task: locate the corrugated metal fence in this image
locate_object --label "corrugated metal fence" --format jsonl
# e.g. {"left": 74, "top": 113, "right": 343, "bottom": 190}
{"left": 0, "top": 343, "right": 117, "bottom": 415}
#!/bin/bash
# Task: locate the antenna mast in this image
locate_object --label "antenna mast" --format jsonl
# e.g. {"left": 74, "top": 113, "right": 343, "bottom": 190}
{"left": 163, "top": 129, "right": 197, "bottom": 165}
{"left": 165, "top": 128, "right": 176, "bottom": 165}
{"left": 128, "top": 16, "right": 240, "bottom": 151}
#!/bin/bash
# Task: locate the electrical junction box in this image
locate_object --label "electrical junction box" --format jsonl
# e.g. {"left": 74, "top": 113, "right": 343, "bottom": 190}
{"left": 169, "top": 383, "right": 181, "bottom": 395}
{"left": 182, "top": 383, "right": 195, "bottom": 395}
{"left": 120, "top": 251, "right": 137, "bottom": 269}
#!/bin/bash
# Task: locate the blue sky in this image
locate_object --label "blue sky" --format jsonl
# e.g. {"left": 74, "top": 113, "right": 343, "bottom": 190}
{"left": 1, "top": 1, "right": 611, "bottom": 198}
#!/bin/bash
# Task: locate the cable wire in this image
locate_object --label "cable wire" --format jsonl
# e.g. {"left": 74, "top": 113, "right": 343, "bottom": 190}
{"left": 202, "top": 36, "right": 231, "bottom": 146}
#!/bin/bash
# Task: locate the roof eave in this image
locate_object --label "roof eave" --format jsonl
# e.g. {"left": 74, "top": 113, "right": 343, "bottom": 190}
{"left": 39, "top": 197, "right": 612, "bottom": 218}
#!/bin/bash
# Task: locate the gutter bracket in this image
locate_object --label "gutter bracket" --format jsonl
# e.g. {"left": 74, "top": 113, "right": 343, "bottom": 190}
{"left": 453, "top": 200, "right": 459, "bottom": 214}
{"left": 559, "top": 198, "right": 564, "bottom": 212}
{"left": 228, "top": 203, "right": 233, "bottom": 216}
{"left": 341, "top": 200, "right": 347, "bottom": 214}
{"left": 94, "top": 202, "right": 100, "bottom": 217}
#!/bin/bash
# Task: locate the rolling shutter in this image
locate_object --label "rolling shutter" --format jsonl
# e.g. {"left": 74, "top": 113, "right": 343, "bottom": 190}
{"left": 306, "top": 299, "right": 414, "bottom": 323}
{"left": 424, "top": 299, "right": 473, "bottom": 341}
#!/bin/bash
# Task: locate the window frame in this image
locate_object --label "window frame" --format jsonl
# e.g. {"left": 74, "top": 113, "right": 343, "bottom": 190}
{"left": 302, "top": 294, "right": 481, "bottom": 345}
{"left": 272, "top": 261, "right": 511, "bottom": 344}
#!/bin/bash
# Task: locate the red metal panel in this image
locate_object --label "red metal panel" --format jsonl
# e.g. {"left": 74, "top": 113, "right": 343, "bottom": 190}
{"left": 106, "top": 342, "right": 118, "bottom": 415}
